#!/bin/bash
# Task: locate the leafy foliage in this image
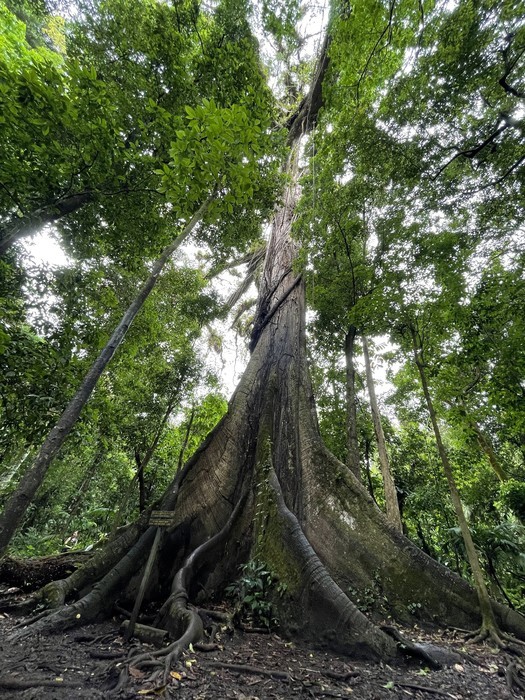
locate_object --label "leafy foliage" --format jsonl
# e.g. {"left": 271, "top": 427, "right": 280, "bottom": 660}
{"left": 1, "top": 0, "right": 524, "bottom": 613}
{"left": 226, "top": 559, "right": 286, "bottom": 628}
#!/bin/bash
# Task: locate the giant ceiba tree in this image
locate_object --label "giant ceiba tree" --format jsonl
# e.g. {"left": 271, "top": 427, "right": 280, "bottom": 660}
{"left": 5, "top": 0, "right": 525, "bottom": 684}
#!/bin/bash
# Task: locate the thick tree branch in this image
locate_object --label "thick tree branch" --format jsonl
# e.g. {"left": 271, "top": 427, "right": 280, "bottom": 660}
{"left": 0, "top": 191, "right": 93, "bottom": 255}
{"left": 286, "top": 34, "right": 331, "bottom": 144}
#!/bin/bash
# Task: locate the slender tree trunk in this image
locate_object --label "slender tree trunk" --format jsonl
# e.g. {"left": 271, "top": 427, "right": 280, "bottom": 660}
{"left": 0, "top": 201, "right": 209, "bottom": 556}
{"left": 362, "top": 336, "right": 402, "bottom": 531}
{"left": 0, "top": 192, "right": 93, "bottom": 255}
{"left": 471, "top": 420, "right": 507, "bottom": 482}
{"left": 135, "top": 398, "right": 177, "bottom": 513}
{"left": 410, "top": 328, "right": 500, "bottom": 636}
{"left": 135, "top": 451, "right": 146, "bottom": 513}
{"left": 65, "top": 449, "right": 104, "bottom": 531}
{"left": 177, "top": 407, "right": 195, "bottom": 472}
{"left": 344, "top": 326, "right": 361, "bottom": 481}
{"left": 111, "top": 395, "right": 180, "bottom": 536}
{"left": 363, "top": 437, "right": 378, "bottom": 506}
{"left": 415, "top": 520, "right": 433, "bottom": 558}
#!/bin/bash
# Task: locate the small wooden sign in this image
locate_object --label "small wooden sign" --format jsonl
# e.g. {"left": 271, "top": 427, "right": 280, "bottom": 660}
{"left": 149, "top": 510, "right": 176, "bottom": 527}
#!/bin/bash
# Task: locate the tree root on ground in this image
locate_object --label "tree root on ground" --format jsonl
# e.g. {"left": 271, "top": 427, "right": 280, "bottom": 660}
{"left": 89, "top": 649, "right": 127, "bottom": 660}
{"left": 0, "top": 595, "right": 43, "bottom": 616}
{"left": 0, "top": 675, "right": 76, "bottom": 690}
{"left": 202, "top": 660, "right": 360, "bottom": 687}
{"left": 391, "top": 681, "right": 452, "bottom": 697}
{"left": 321, "top": 669, "right": 359, "bottom": 681}
{"left": 380, "top": 625, "right": 461, "bottom": 668}
{"left": 114, "top": 493, "right": 247, "bottom": 692}
{"left": 198, "top": 608, "right": 232, "bottom": 624}
{"left": 122, "top": 621, "right": 170, "bottom": 647}
{"left": 506, "top": 660, "right": 525, "bottom": 694}
{"left": 8, "top": 527, "right": 157, "bottom": 642}
{"left": 465, "top": 624, "right": 525, "bottom": 654}
{"left": 268, "top": 469, "right": 398, "bottom": 660}
{"left": 205, "top": 660, "right": 292, "bottom": 680}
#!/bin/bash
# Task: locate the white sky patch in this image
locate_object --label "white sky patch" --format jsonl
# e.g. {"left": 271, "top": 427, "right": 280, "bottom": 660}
{"left": 204, "top": 268, "right": 254, "bottom": 397}
{"left": 335, "top": 164, "right": 354, "bottom": 185}
{"left": 23, "top": 226, "right": 71, "bottom": 268}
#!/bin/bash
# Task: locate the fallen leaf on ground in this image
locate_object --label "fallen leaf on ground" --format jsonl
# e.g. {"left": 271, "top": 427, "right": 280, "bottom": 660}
{"left": 137, "top": 686, "right": 166, "bottom": 695}
{"left": 129, "top": 666, "right": 145, "bottom": 679}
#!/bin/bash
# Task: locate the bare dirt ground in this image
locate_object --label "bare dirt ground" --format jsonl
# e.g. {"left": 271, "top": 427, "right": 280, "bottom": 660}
{"left": 0, "top": 586, "right": 523, "bottom": 700}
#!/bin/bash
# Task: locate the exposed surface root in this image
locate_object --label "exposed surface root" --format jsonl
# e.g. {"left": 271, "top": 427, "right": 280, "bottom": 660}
{"left": 506, "top": 660, "right": 525, "bottom": 694}
{"left": 269, "top": 469, "right": 397, "bottom": 660}
{"left": 116, "top": 493, "right": 247, "bottom": 692}
{"left": 0, "top": 607, "right": 518, "bottom": 699}
{"left": 13, "top": 607, "right": 54, "bottom": 628}
{"left": 466, "top": 624, "right": 525, "bottom": 654}
{"left": 0, "top": 675, "right": 76, "bottom": 690}
{"left": 0, "top": 594, "right": 41, "bottom": 615}
{"left": 8, "top": 527, "right": 157, "bottom": 642}
{"left": 205, "top": 659, "right": 292, "bottom": 680}
{"left": 381, "top": 625, "right": 462, "bottom": 668}
{"left": 121, "top": 620, "right": 169, "bottom": 646}
{"left": 392, "top": 681, "right": 452, "bottom": 696}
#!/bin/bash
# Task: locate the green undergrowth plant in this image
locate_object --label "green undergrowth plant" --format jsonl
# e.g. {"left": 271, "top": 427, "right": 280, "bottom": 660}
{"left": 225, "top": 559, "right": 287, "bottom": 629}
{"left": 348, "top": 572, "right": 389, "bottom": 615}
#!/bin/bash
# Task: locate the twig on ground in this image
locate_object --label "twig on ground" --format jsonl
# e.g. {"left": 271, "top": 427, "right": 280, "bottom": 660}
{"left": 89, "top": 649, "right": 126, "bottom": 660}
{"left": 205, "top": 660, "right": 292, "bottom": 680}
{"left": 393, "top": 681, "right": 452, "bottom": 696}
{"left": 321, "top": 669, "right": 359, "bottom": 681}
{"left": 0, "top": 675, "right": 76, "bottom": 690}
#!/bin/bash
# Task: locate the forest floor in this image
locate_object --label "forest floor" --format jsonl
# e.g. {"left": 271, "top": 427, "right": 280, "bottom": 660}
{"left": 1, "top": 585, "right": 523, "bottom": 700}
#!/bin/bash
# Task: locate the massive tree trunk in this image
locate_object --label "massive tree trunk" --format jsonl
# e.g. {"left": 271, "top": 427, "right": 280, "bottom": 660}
{"left": 10, "top": 149, "right": 525, "bottom": 669}
{"left": 6, "top": 39, "right": 525, "bottom": 677}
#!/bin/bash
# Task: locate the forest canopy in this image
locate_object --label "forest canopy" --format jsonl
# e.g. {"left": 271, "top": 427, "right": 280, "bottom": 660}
{"left": 0, "top": 0, "right": 524, "bottom": 670}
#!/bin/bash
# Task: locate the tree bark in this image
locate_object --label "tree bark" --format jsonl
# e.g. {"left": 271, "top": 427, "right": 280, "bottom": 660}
{"left": 0, "top": 200, "right": 209, "bottom": 556}
{"left": 9, "top": 42, "right": 525, "bottom": 663}
{"left": 15, "top": 148, "right": 525, "bottom": 660}
{"left": 410, "top": 328, "right": 501, "bottom": 637}
{"left": 345, "top": 326, "right": 361, "bottom": 481}
{"left": 0, "top": 192, "right": 93, "bottom": 255}
{"left": 362, "top": 336, "right": 402, "bottom": 531}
